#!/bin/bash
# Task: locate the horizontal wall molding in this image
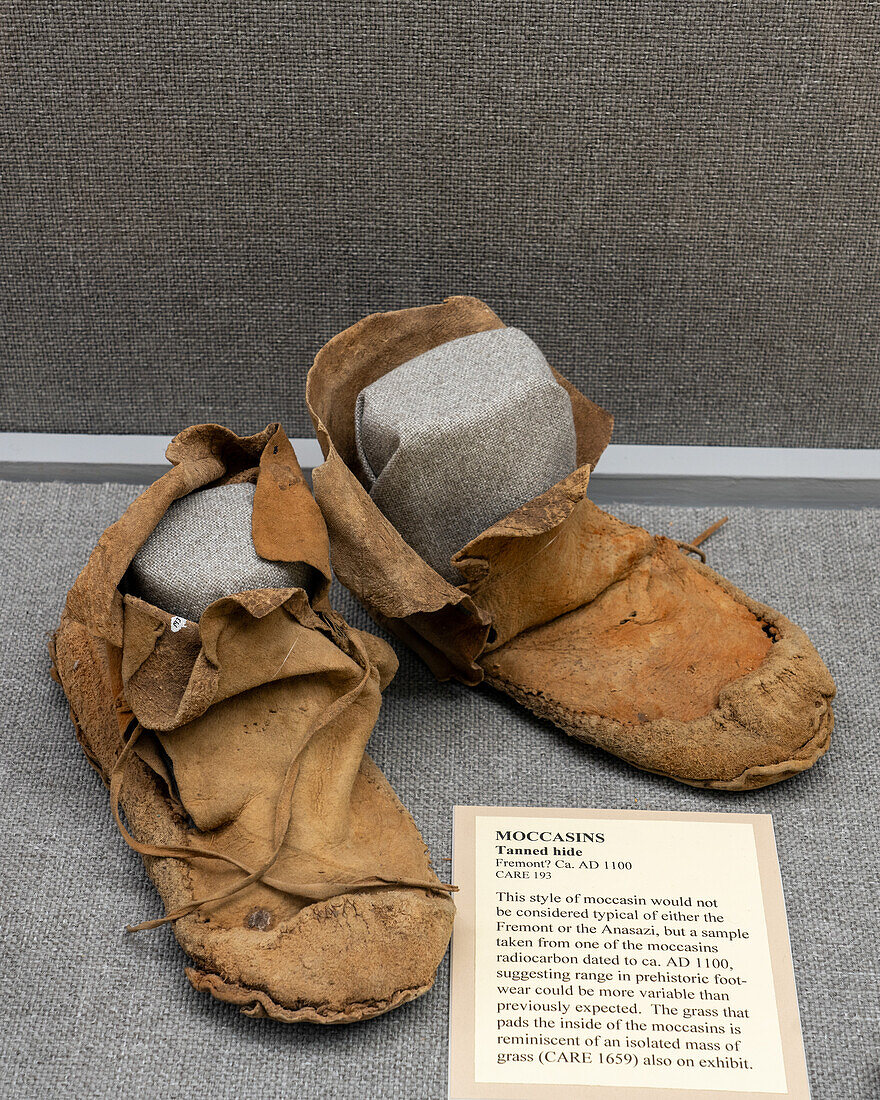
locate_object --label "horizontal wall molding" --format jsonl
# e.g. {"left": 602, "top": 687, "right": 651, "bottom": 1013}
{"left": 586, "top": 444, "right": 880, "bottom": 507}
{"left": 0, "top": 434, "right": 878, "bottom": 508}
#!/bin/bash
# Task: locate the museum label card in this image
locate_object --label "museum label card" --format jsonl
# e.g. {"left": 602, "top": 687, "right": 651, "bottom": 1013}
{"left": 449, "top": 807, "right": 809, "bottom": 1100}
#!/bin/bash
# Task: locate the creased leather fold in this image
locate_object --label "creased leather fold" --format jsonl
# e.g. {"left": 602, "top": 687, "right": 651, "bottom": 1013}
{"left": 451, "top": 466, "right": 656, "bottom": 652}
{"left": 310, "top": 418, "right": 492, "bottom": 684}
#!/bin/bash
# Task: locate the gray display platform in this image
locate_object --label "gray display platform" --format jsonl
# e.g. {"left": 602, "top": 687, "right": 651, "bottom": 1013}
{"left": 1, "top": 480, "right": 876, "bottom": 1098}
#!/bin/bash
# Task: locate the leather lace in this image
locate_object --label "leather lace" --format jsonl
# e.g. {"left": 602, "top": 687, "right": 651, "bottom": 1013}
{"left": 674, "top": 516, "right": 729, "bottom": 563}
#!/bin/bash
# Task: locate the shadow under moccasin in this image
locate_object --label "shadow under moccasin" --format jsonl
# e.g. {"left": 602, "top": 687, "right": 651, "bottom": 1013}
{"left": 51, "top": 423, "right": 455, "bottom": 1023}
{"left": 306, "top": 296, "right": 835, "bottom": 791}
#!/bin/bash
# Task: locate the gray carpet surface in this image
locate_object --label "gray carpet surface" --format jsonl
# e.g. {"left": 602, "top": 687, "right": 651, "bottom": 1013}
{"left": 0, "top": 479, "right": 876, "bottom": 1099}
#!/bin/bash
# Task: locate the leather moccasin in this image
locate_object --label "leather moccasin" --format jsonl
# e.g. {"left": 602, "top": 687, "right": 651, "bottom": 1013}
{"left": 306, "top": 297, "right": 835, "bottom": 791}
{"left": 51, "top": 423, "right": 454, "bottom": 1023}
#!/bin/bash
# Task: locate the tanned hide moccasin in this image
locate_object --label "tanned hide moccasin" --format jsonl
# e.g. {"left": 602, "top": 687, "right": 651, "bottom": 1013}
{"left": 50, "top": 423, "right": 455, "bottom": 1023}
{"left": 305, "top": 296, "right": 835, "bottom": 792}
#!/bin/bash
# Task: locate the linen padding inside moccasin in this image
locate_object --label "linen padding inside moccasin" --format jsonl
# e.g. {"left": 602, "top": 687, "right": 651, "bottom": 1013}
{"left": 354, "top": 326, "right": 578, "bottom": 582}
{"left": 126, "top": 483, "right": 315, "bottom": 622}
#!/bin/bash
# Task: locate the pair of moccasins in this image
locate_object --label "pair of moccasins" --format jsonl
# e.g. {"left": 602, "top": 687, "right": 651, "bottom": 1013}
{"left": 52, "top": 296, "right": 835, "bottom": 1025}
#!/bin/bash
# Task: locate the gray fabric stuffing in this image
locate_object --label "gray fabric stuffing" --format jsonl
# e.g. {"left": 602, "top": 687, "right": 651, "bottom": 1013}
{"left": 355, "top": 327, "right": 577, "bottom": 581}
{"left": 126, "top": 482, "right": 313, "bottom": 621}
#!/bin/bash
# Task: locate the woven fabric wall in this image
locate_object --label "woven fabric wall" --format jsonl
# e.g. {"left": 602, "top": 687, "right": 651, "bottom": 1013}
{"left": 3, "top": 2, "right": 879, "bottom": 445}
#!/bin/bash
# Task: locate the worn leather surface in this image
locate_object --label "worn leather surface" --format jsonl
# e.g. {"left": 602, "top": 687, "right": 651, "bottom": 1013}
{"left": 452, "top": 465, "right": 652, "bottom": 651}
{"left": 52, "top": 422, "right": 455, "bottom": 1023}
{"left": 481, "top": 535, "right": 772, "bottom": 725}
{"left": 307, "top": 297, "right": 836, "bottom": 789}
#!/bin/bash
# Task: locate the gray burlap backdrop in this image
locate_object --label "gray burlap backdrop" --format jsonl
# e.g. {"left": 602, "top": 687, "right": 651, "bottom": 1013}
{"left": 355, "top": 327, "right": 577, "bottom": 580}
{"left": 3, "top": 3, "right": 879, "bottom": 447}
{"left": 0, "top": 478, "right": 877, "bottom": 1098}
{"left": 126, "top": 483, "right": 314, "bottom": 621}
